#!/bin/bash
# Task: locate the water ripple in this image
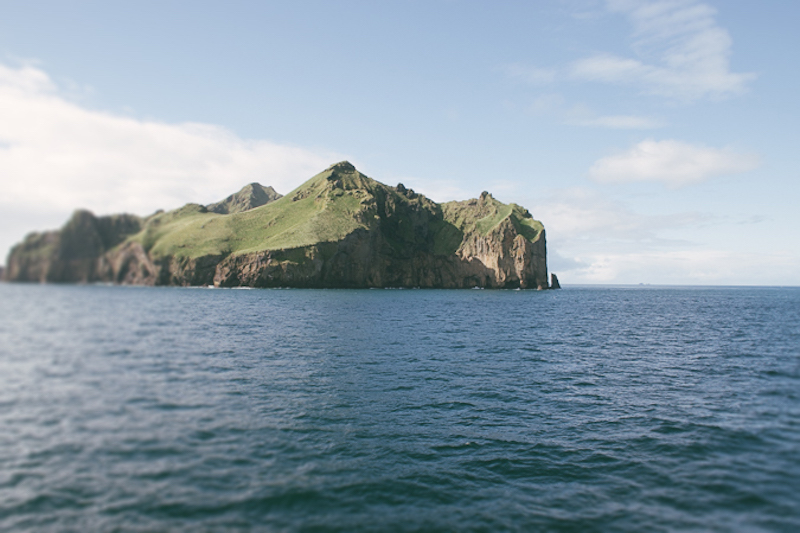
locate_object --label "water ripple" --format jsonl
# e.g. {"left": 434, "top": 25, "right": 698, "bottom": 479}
{"left": 0, "top": 284, "right": 798, "bottom": 531}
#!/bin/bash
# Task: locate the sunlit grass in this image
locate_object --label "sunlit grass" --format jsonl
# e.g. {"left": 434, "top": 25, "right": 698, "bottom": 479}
{"left": 121, "top": 164, "right": 544, "bottom": 261}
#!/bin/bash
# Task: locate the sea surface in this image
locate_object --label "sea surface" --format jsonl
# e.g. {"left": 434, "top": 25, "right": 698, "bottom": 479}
{"left": 0, "top": 284, "right": 798, "bottom": 532}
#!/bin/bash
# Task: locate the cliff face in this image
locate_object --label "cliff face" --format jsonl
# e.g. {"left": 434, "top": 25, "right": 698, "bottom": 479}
{"left": 5, "top": 162, "right": 550, "bottom": 289}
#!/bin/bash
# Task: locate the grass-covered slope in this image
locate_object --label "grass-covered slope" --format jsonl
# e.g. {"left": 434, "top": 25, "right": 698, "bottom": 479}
{"left": 442, "top": 192, "right": 544, "bottom": 241}
{"left": 126, "top": 161, "right": 543, "bottom": 261}
{"left": 128, "top": 162, "right": 373, "bottom": 260}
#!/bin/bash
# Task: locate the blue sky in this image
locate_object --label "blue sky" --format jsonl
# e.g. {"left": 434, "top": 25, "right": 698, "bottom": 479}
{"left": 1, "top": 0, "right": 798, "bottom": 284}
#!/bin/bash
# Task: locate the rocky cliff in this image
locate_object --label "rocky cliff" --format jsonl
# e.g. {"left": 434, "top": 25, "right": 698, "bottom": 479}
{"left": 5, "top": 162, "right": 552, "bottom": 289}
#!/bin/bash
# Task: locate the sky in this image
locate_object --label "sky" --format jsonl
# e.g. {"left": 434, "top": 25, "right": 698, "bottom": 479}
{"left": 1, "top": 0, "right": 798, "bottom": 285}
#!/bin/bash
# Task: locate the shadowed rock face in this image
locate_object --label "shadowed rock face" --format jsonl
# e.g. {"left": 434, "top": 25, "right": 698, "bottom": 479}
{"left": 5, "top": 211, "right": 143, "bottom": 283}
{"left": 5, "top": 163, "right": 550, "bottom": 289}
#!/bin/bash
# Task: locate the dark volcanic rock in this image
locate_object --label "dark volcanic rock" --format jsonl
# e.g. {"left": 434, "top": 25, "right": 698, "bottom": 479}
{"left": 550, "top": 273, "right": 561, "bottom": 289}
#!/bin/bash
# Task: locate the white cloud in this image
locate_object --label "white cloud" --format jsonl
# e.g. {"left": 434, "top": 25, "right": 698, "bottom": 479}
{"left": 565, "top": 103, "right": 662, "bottom": 128}
{"left": 571, "top": 0, "right": 755, "bottom": 100}
{"left": 528, "top": 93, "right": 566, "bottom": 115}
{"left": 0, "top": 62, "right": 345, "bottom": 262}
{"left": 588, "top": 139, "right": 759, "bottom": 187}
{"left": 527, "top": 95, "right": 661, "bottom": 129}
{"left": 0, "top": 62, "right": 341, "bottom": 217}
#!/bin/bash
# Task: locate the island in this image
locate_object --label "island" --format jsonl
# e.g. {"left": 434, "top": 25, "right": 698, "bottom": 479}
{"left": 4, "top": 162, "right": 556, "bottom": 289}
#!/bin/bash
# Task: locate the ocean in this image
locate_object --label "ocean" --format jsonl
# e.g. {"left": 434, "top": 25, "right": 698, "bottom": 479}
{"left": 0, "top": 284, "right": 798, "bottom": 532}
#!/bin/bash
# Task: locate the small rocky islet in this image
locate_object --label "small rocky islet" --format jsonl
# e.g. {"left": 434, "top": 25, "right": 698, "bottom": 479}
{"left": 4, "top": 161, "right": 558, "bottom": 289}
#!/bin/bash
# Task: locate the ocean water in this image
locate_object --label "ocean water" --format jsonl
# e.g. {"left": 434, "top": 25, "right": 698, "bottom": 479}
{"left": 0, "top": 284, "right": 798, "bottom": 532}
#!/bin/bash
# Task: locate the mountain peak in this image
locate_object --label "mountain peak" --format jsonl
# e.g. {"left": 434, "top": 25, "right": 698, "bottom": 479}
{"left": 207, "top": 182, "right": 282, "bottom": 214}
{"left": 328, "top": 161, "right": 356, "bottom": 172}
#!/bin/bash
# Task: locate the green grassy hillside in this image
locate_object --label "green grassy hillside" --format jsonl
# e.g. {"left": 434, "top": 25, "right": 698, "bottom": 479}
{"left": 125, "top": 163, "right": 373, "bottom": 259}
{"left": 119, "top": 161, "right": 544, "bottom": 261}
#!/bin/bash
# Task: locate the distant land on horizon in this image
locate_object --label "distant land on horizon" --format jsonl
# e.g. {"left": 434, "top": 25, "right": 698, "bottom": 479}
{"left": 3, "top": 162, "right": 556, "bottom": 289}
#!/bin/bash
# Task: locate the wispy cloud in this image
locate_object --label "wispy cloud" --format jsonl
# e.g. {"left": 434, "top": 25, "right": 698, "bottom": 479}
{"left": 571, "top": 0, "right": 756, "bottom": 100}
{"left": 555, "top": 249, "right": 800, "bottom": 285}
{"left": 572, "top": 115, "right": 662, "bottom": 129}
{"left": 564, "top": 103, "right": 662, "bottom": 129}
{"left": 532, "top": 187, "right": 709, "bottom": 244}
{"left": 504, "top": 1, "right": 753, "bottom": 109}
{"left": 528, "top": 187, "right": 788, "bottom": 284}
{"left": 589, "top": 139, "right": 759, "bottom": 187}
{"left": 529, "top": 187, "right": 713, "bottom": 282}
{"left": 528, "top": 93, "right": 566, "bottom": 114}
{"left": 527, "top": 94, "right": 661, "bottom": 130}
{"left": 501, "top": 64, "right": 557, "bottom": 86}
